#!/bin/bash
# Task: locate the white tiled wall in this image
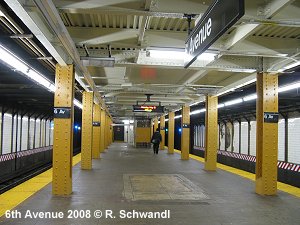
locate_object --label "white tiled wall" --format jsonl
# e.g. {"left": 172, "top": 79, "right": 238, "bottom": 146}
{"left": 50, "top": 121, "right": 54, "bottom": 145}
{"left": 288, "top": 118, "right": 300, "bottom": 164}
{"left": 233, "top": 122, "right": 239, "bottom": 153}
{"left": 21, "top": 117, "right": 28, "bottom": 150}
{"left": 219, "top": 123, "right": 225, "bottom": 150}
{"left": 17, "top": 116, "right": 21, "bottom": 151}
{"left": 191, "top": 116, "right": 300, "bottom": 165}
{"left": 3, "top": 114, "right": 12, "bottom": 154}
{"left": 241, "top": 122, "right": 248, "bottom": 155}
{"left": 35, "top": 119, "right": 40, "bottom": 148}
{"left": 29, "top": 119, "right": 35, "bottom": 149}
{"left": 41, "top": 120, "right": 45, "bottom": 147}
{"left": 0, "top": 113, "right": 53, "bottom": 155}
{"left": 45, "top": 120, "right": 50, "bottom": 146}
{"left": 12, "top": 115, "right": 17, "bottom": 152}
{"left": 201, "top": 125, "right": 205, "bottom": 147}
{"left": 249, "top": 121, "right": 256, "bottom": 156}
{"left": 226, "top": 122, "right": 233, "bottom": 151}
{"left": 198, "top": 125, "right": 201, "bottom": 147}
{"left": 278, "top": 119, "right": 285, "bottom": 161}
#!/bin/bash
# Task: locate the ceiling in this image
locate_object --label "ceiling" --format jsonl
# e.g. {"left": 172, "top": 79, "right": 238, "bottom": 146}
{"left": 1, "top": 0, "right": 300, "bottom": 120}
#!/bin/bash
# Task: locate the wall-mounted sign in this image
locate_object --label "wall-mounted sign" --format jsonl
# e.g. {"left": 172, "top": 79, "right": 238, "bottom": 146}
{"left": 93, "top": 122, "right": 101, "bottom": 126}
{"left": 264, "top": 112, "right": 279, "bottom": 123}
{"left": 54, "top": 107, "right": 71, "bottom": 118}
{"left": 133, "top": 105, "right": 164, "bottom": 113}
{"left": 182, "top": 124, "right": 190, "bottom": 128}
{"left": 184, "top": 0, "right": 245, "bottom": 68}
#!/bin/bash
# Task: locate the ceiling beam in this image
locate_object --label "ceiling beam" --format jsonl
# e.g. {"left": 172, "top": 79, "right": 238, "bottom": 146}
{"left": 223, "top": 24, "right": 260, "bottom": 50}
{"left": 58, "top": 7, "right": 185, "bottom": 18}
{"left": 31, "top": 0, "right": 109, "bottom": 113}
{"left": 222, "top": 0, "right": 293, "bottom": 50}
{"left": 176, "top": 70, "right": 209, "bottom": 93}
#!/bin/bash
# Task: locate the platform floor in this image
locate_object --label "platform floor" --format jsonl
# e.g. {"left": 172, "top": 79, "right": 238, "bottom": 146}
{"left": 1, "top": 143, "right": 300, "bottom": 225}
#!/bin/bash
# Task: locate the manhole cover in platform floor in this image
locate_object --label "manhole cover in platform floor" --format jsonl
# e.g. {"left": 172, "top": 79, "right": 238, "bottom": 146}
{"left": 123, "top": 174, "right": 208, "bottom": 201}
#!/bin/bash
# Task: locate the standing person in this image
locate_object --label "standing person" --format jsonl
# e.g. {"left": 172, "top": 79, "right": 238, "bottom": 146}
{"left": 151, "top": 128, "right": 162, "bottom": 154}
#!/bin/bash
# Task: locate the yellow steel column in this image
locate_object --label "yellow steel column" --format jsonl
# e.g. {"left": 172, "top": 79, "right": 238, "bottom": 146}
{"left": 104, "top": 113, "right": 107, "bottom": 149}
{"left": 100, "top": 109, "right": 105, "bottom": 152}
{"left": 105, "top": 114, "right": 109, "bottom": 149}
{"left": 154, "top": 117, "right": 158, "bottom": 132}
{"left": 256, "top": 72, "right": 278, "bottom": 195}
{"left": 160, "top": 116, "right": 165, "bottom": 150}
{"left": 92, "top": 104, "right": 101, "bottom": 159}
{"left": 81, "top": 91, "right": 93, "bottom": 170}
{"left": 109, "top": 118, "right": 112, "bottom": 144}
{"left": 204, "top": 95, "right": 218, "bottom": 171}
{"left": 150, "top": 119, "right": 153, "bottom": 136}
{"left": 52, "top": 64, "right": 74, "bottom": 196}
{"left": 181, "top": 105, "right": 190, "bottom": 160}
{"left": 107, "top": 115, "right": 110, "bottom": 146}
{"left": 168, "top": 112, "right": 175, "bottom": 154}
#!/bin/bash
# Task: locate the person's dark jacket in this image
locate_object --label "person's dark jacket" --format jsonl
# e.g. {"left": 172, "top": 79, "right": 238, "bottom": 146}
{"left": 151, "top": 131, "right": 162, "bottom": 144}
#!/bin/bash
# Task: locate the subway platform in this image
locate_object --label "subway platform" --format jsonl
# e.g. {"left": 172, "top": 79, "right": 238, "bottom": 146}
{"left": 1, "top": 142, "right": 300, "bottom": 225}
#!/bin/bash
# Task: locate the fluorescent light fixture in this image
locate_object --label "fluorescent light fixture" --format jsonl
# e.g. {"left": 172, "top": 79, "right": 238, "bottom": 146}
{"left": 0, "top": 44, "right": 85, "bottom": 110}
{"left": 181, "top": 81, "right": 300, "bottom": 116}
{"left": 174, "top": 115, "right": 182, "bottom": 119}
{"left": 0, "top": 44, "right": 54, "bottom": 92}
{"left": 49, "top": 84, "right": 56, "bottom": 92}
{"left": 276, "top": 53, "right": 288, "bottom": 57}
{"left": 283, "top": 61, "right": 300, "bottom": 70}
{"left": 26, "top": 69, "right": 53, "bottom": 90}
{"left": 0, "top": 45, "right": 29, "bottom": 73}
{"left": 278, "top": 82, "right": 300, "bottom": 93}
{"left": 235, "top": 78, "right": 257, "bottom": 89}
{"left": 190, "top": 108, "right": 206, "bottom": 115}
{"left": 149, "top": 50, "right": 185, "bottom": 60}
{"left": 123, "top": 120, "right": 134, "bottom": 124}
{"left": 218, "top": 68, "right": 256, "bottom": 73}
{"left": 74, "top": 99, "right": 83, "bottom": 109}
{"left": 197, "top": 53, "right": 216, "bottom": 62}
{"left": 189, "top": 101, "right": 204, "bottom": 106}
{"left": 243, "top": 94, "right": 257, "bottom": 101}
{"left": 217, "top": 88, "right": 235, "bottom": 96}
{"left": 217, "top": 103, "right": 225, "bottom": 108}
{"left": 123, "top": 120, "right": 130, "bottom": 124}
{"left": 224, "top": 98, "right": 243, "bottom": 106}
{"left": 149, "top": 49, "right": 216, "bottom": 62}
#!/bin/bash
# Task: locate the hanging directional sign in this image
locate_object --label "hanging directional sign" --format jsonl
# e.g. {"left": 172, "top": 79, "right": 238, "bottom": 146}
{"left": 54, "top": 107, "right": 71, "bottom": 118}
{"left": 133, "top": 105, "right": 165, "bottom": 113}
{"left": 184, "top": 0, "right": 245, "bottom": 68}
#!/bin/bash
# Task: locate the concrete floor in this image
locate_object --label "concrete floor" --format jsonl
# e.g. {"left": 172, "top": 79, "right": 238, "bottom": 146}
{"left": 1, "top": 142, "right": 300, "bottom": 225}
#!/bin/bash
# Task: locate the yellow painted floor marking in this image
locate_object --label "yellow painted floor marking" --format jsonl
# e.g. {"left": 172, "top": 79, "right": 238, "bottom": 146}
{"left": 173, "top": 149, "right": 300, "bottom": 198}
{"left": 0, "top": 153, "right": 81, "bottom": 217}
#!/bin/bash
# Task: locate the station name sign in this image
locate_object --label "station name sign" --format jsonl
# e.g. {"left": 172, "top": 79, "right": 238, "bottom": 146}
{"left": 54, "top": 107, "right": 71, "bottom": 118}
{"left": 184, "top": 0, "right": 245, "bottom": 68}
{"left": 133, "top": 105, "right": 164, "bottom": 113}
{"left": 93, "top": 122, "right": 101, "bottom": 126}
{"left": 264, "top": 112, "right": 279, "bottom": 123}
